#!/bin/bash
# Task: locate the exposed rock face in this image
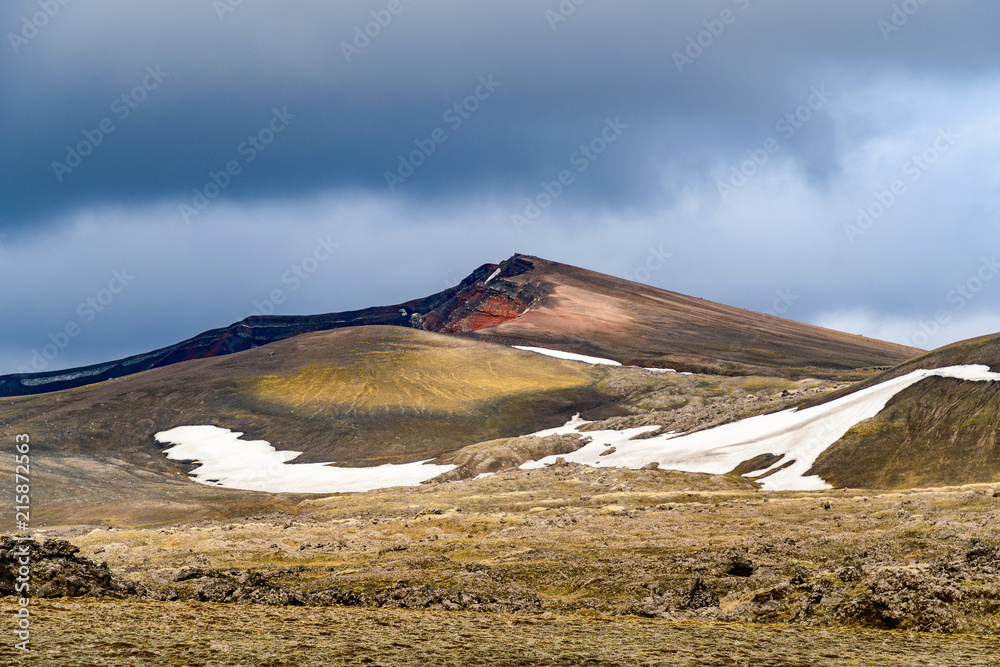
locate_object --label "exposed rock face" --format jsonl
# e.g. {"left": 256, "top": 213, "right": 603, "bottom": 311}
{"left": 0, "top": 256, "right": 540, "bottom": 398}
{"left": 5, "top": 533, "right": 998, "bottom": 634}
{"left": 168, "top": 572, "right": 540, "bottom": 613}
{"left": 835, "top": 566, "right": 962, "bottom": 632}
{"left": 369, "top": 584, "right": 540, "bottom": 613}
{"left": 724, "top": 553, "right": 755, "bottom": 577}
{"left": 417, "top": 255, "right": 541, "bottom": 333}
{"left": 0, "top": 539, "right": 539, "bottom": 612}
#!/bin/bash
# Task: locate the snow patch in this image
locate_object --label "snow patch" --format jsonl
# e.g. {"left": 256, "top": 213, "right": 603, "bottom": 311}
{"left": 531, "top": 413, "right": 590, "bottom": 437}
{"left": 513, "top": 346, "right": 621, "bottom": 366}
{"left": 121, "top": 351, "right": 164, "bottom": 367}
{"left": 483, "top": 267, "right": 502, "bottom": 284}
{"left": 155, "top": 425, "right": 454, "bottom": 494}
{"left": 20, "top": 366, "right": 111, "bottom": 386}
{"left": 521, "top": 365, "right": 1000, "bottom": 491}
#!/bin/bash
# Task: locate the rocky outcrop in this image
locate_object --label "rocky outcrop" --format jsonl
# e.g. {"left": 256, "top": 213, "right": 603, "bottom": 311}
{"left": 0, "top": 539, "right": 539, "bottom": 612}
{"left": 167, "top": 567, "right": 358, "bottom": 606}
{"left": 0, "top": 537, "right": 153, "bottom": 600}
{"left": 429, "top": 433, "right": 590, "bottom": 482}
{"left": 416, "top": 255, "right": 541, "bottom": 334}
{"left": 168, "top": 570, "right": 539, "bottom": 612}
{"left": 681, "top": 578, "right": 720, "bottom": 610}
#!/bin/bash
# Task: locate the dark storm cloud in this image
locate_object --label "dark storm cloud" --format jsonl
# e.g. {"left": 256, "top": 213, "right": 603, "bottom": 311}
{"left": 4, "top": 0, "right": 1000, "bottom": 231}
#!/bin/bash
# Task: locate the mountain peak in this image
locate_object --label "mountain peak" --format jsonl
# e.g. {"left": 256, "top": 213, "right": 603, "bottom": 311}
{"left": 0, "top": 255, "right": 920, "bottom": 397}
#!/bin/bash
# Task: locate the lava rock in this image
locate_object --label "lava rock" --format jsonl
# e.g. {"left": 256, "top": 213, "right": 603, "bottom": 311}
{"left": 0, "top": 537, "right": 153, "bottom": 600}
{"left": 681, "top": 578, "right": 720, "bottom": 610}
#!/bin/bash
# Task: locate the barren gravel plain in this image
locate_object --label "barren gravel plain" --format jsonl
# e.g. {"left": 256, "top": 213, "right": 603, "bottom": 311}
{"left": 5, "top": 462, "right": 1000, "bottom": 665}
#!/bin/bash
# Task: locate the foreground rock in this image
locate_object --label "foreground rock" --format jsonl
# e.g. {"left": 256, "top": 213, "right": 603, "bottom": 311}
{"left": 622, "top": 542, "right": 1000, "bottom": 633}
{"left": 5, "top": 531, "right": 1000, "bottom": 634}
{"left": 1, "top": 538, "right": 539, "bottom": 613}
{"left": 0, "top": 537, "right": 153, "bottom": 600}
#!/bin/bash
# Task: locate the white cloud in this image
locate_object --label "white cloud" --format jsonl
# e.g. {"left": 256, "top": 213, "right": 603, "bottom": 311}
{"left": 812, "top": 308, "right": 1000, "bottom": 350}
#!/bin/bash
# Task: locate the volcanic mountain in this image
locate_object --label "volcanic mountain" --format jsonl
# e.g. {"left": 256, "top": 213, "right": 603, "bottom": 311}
{"left": 0, "top": 254, "right": 997, "bottom": 527}
{"left": 0, "top": 254, "right": 920, "bottom": 398}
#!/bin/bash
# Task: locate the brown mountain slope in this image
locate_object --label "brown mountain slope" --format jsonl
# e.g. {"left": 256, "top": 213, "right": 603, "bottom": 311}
{"left": 460, "top": 255, "right": 922, "bottom": 379}
{"left": 806, "top": 333, "right": 1000, "bottom": 489}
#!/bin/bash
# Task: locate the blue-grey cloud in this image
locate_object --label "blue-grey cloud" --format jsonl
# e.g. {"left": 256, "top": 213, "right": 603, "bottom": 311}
{"left": 4, "top": 0, "right": 1000, "bottom": 228}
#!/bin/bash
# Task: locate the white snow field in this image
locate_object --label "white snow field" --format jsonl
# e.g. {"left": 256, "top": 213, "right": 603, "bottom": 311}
{"left": 521, "top": 365, "right": 1000, "bottom": 491}
{"left": 512, "top": 345, "right": 681, "bottom": 373}
{"left": 155, "top": 425, "right": 454, "bottom": 493}
{"left": 513, "top": 346, "right": 622, "bottom": 366}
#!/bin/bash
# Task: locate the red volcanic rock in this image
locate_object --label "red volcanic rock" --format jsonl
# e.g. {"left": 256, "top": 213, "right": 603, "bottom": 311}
{"left": 419, "top": 256, "right": 541, "bottom": 334}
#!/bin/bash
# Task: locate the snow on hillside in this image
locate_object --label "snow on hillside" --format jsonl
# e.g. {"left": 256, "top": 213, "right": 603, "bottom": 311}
{"left": 521, "top": 365, "right": 1000, "bottom": 491}
{"left": 155, "top": 365, "right": 1000, "bottom": 494}
{"left": 513, "top": 346, "right": 622, "bottom": 366}
{"left": 20, "top": 365, "right": 111, "bottom": 387}
{"left": 155, "top": 425, "right": 454, "bottom": 493}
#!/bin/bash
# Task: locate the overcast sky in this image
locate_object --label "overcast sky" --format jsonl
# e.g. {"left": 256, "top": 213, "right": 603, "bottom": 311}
{"left": 3, "top": 0, "right": 1000, "bottom": 374}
